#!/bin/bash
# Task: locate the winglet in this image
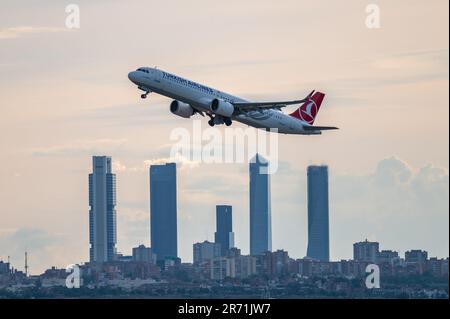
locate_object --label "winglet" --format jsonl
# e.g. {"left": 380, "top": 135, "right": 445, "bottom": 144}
{"left": 306, "top": 90, "right": 315, "bottom": 99}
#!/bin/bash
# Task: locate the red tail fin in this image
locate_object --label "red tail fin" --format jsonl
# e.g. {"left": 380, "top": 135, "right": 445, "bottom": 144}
{"left": 289, "top": 91, "right": 325, "bottom": 124}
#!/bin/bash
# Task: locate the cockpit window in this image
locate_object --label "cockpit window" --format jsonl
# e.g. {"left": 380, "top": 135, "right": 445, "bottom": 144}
{"left": 136, "top": 68, "right": 149, "bottom": 73}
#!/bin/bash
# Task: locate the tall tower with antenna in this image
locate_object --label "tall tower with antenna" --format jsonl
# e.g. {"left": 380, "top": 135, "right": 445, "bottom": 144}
{"left": 25, "top": 251, "right": 28, "bottom": 276}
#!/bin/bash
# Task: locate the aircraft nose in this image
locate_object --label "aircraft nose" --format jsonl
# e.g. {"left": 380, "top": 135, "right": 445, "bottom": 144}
{"left": 128, "top": 71, "right": 138, "bottom": 83}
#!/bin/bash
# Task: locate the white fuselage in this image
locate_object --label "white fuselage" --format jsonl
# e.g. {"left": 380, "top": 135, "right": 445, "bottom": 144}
{"left": 128, "top": 67, "right": 319, "bottom": 135}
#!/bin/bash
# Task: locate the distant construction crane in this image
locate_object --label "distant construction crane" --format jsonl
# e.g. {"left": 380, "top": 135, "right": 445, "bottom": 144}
{"left": 25, "top": 251, "right": 28, "bottom": 277}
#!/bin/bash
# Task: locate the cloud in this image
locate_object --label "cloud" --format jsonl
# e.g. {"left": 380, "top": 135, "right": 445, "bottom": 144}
{"left": 116, "top": 208, "right": 150, "bottom": 253}
{"left": 332, "top": 156, "right": 448, "bottom": 217}
{"left": 144, "top": 155, "right": 200, "bottom": 170}
{"left": 31, "top": 138, "right": 128, "bottom": 157}
{"left": 311, "top": 49, "right": 449, "bottom": 94}
{"left": 79, "top": 103, "right": 170, "bottom": 127}
{"left": 0, "top": 26, "right": 68, "bottom": 40}
{"left": 0, "top": 228, "right": 68, "bottom": 274}
{"left": 330, "top": 156, "right": 449, "bottom": 220}
{"left": 372, "top": 156, "right": 413, "bottom": 187}
{"left": 328, "top": 156, "right": 449, "bottom": 259}
{"left": 0, "top": 228, "right": 56, "bottom": 250}
{"left": 367, "top": 49, "right": 449, "bottom": 86}
{"left": 180, "top": 58, "right": 289, "bottom": 74}
{"left": 370, "top": 49, "right": 448, "bottom": 73}
{"left": 111, "top": 155, "right": 200, "bottom": 173}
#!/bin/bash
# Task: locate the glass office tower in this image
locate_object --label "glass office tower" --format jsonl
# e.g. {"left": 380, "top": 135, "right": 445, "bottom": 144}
{"left": 150, "top": 163, "right": 178, "bottom": 262}
{"left": 249, "top": 154, "right": 272, "bottom": 256}
{"left": 214, "top": 205, "right": 234, "bottom": 255}
{"left": 306, "top": 165, "right": 330, "bottom": 262}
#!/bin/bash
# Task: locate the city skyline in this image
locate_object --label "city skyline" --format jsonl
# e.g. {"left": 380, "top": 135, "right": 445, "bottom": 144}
{"left": 1, "top": 153, "right": 448, "bottom": 275}
{"left": 1, "top": 233, "right": 447, "bottom": 299}
{"left": 5, "top": 160, "right": 444, "bottom": 300}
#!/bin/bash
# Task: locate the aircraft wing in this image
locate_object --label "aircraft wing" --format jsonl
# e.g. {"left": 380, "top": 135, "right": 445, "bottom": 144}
{"left": 303, "top": 125, "right": 339, "bottom": 131}
{"left": 232, "top": 90, "right": 314, "bottom": 111}
{"left": 233, "top": 99, "right": 307, "bottom": 110}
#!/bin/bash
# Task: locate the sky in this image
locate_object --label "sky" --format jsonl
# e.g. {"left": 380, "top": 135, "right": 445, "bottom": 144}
{"left": 0, "top": 0, "right": 448, "bottom": 274}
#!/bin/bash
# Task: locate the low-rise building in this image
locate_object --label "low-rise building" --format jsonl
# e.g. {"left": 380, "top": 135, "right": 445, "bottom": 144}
{"left": 193, "top": 241, "right": 221, "bottom": 264}
{"left": 377, "top": 250, "right": 399, "bottom": 264}
{"left": 353, "top": 240, "right": 379, "bottom": 263}
{"left": 405, "top": 250, "right": 428, "bottom": 264}
{"left": 132, "top": 245, "right": 157, "bottom": 264}
{"left": 211, "top": 257, "right": 233, "bottom": 280}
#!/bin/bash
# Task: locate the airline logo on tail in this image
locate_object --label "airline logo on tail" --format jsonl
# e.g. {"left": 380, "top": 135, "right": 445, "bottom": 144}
{"left": 289, "top": 91, "right": 325, "bottom": 124}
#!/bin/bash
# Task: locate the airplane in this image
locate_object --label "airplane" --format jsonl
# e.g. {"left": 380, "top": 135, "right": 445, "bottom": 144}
{"left": 127, "top": 67, "right": 338, "bottom": 135}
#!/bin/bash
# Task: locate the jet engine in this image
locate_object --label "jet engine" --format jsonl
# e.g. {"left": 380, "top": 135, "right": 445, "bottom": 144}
{"left": 170, "top": 100, "right": 194, "bottom": 118}
{"left": 210, "top": 99, "right": 234, "bottom": 117}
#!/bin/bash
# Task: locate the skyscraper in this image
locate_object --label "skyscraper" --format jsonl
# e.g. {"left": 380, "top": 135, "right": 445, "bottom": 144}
{"left": 150, "top": 163, "right": 177, "bottom": 262}
{"left": 306, "top": 165, "right": 330, "bottom": 262}
{"left": 89, "top": 156, "right": 117, "bottom": 263}
{"left": 214, "top": 205, "right": 234, "bottom": 255}
{"left": 249, "top": 154, "right": 272, "bottom": 255}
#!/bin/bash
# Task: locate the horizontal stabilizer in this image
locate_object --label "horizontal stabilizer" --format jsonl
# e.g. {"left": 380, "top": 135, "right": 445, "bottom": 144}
{"left": 303, "top": 125, "right": 339, "bottom": 131}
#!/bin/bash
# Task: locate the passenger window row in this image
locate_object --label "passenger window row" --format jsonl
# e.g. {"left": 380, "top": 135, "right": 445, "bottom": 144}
{"left": 137, "top": 68, "right": 150, "bottom": 73}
